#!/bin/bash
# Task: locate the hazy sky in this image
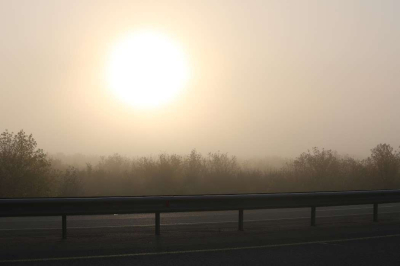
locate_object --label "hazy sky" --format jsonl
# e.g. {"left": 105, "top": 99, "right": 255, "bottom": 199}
{"left": 1, "top": 0, "right": 399, "bottom": 158}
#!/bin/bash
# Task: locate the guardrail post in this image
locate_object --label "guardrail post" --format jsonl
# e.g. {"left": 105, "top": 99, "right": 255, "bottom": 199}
{"left": 238, "top": 209, "right": 244, "bottom": 231}
{"left": 62, "top": 215, "right": 67, "bottom": 239}
{"left": 155, "top": 212, "right": 160, "bottom": 235}
{"left": 373, "top": 203, "right": 378, "bottom": 222}
{"left": 311, "top": 207, "right": 316, "bottom": 226}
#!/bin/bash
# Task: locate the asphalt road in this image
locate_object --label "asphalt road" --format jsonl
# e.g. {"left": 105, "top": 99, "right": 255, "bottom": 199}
{"left": 1, "top": 204, "right": 400, "bottom": 265}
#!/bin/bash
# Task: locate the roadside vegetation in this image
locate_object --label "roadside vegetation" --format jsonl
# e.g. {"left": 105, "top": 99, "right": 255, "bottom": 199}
{"left": 1, "top": 130, "right": 400, "bottom": 198}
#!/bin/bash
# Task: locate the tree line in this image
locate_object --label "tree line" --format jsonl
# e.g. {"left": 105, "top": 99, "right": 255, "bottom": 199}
{"left": 1, "top": 130, "right": 400, "bottom": 198}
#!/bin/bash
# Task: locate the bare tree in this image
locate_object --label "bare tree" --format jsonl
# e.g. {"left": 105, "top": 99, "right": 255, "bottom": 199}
{"left": 365, "top": 143, "right": 400, "bottom": 188}
{"left": 0, "top": 130, "right": 53, "bottom": 197}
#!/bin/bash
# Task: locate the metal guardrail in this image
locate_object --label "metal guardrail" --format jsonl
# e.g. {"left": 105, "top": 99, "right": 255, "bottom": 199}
{"left": 1, "top": 189, "right": 400, "bottom": 238}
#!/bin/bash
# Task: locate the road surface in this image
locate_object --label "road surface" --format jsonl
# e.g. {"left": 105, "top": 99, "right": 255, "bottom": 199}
{"left": 1, "top": 204, "right": 400, "bottom": 265}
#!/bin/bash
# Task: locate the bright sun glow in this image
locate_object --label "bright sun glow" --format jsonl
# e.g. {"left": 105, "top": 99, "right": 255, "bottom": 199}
{"left": 107, "top": 30, "right": 190, "bottom": 109}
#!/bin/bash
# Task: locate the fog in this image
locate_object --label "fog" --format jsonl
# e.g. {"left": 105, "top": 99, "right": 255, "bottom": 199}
{"left": 1, "top": 0, "right": 400, "bottom": 159}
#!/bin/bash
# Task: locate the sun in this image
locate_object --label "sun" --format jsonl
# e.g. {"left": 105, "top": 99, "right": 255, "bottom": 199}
{"left": 107, "top": 30, "right": 190, "bottom": 109}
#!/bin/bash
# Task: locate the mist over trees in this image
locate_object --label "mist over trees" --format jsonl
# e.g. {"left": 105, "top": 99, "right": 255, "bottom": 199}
{"left": 1, "top": 130, "right": 400, "bottom": 198}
